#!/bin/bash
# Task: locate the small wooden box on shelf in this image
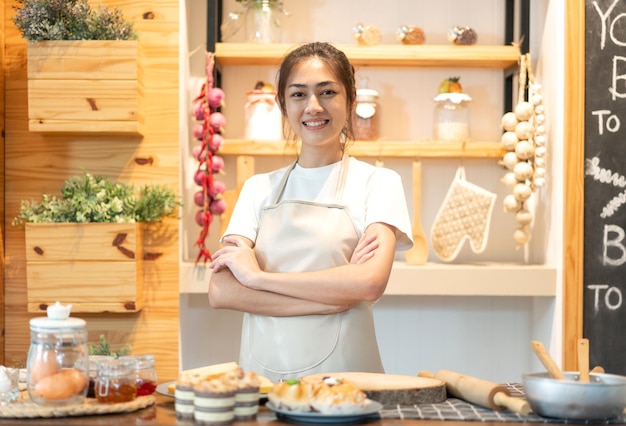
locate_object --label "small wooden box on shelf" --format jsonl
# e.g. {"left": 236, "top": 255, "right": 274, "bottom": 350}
{"left": 25, "top": 223, "right": 144, "bottom": 314}
{"left": 26, "top": 40, "right": 143, "bottom": 134}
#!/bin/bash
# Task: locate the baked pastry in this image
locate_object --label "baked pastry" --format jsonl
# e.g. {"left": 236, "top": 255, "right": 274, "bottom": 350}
{"left": 310, "top": 378, "right": 369, "bottom": 414}
{"left": 268, "top": 380, "right": 315, "bottom": 412}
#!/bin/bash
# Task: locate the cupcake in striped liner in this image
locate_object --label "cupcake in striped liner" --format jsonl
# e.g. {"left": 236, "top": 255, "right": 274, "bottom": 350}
{"left": 234, "top": 369, "right": 261, "bottom": 421}
{"left": 193, "top": 372, "right": 239, "bottom": 425}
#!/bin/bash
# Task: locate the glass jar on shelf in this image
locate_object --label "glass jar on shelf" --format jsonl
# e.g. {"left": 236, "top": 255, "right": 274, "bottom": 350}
{"left": 26, "top": 302, "right": 89, "bottom": 406}
{"left": 433, "top": 92, "right": 472, "bottom": 143}
{"left": 245, "top": 88, "right": 282, "bottom": 141}
{"left": 221, "top": 0, "right": 289, "bottom": 44}
{"left": 353, "top": 88, "right": 380, "bottom": 141}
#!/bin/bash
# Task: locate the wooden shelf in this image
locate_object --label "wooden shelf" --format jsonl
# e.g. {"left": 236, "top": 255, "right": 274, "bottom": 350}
{"left": 220, "top": 140, "right": 506, "bottom": 159}
{"left": 179, "top": 261, "right": 556, "bottom": 297}
{"left": 215, "top": 43, "right": 520, "bottom": 69}
{"left": 386, "top": 262, "right": 556, "bottom": 297}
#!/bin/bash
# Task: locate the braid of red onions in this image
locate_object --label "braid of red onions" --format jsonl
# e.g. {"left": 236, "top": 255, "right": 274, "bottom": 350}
{"left": 192, "top": 52, "right": 227, "bottom": 264}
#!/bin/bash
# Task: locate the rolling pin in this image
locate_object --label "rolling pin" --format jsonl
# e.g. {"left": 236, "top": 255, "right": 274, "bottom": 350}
{"left": 418, "top": 370, "right": 531, "bottom": 416}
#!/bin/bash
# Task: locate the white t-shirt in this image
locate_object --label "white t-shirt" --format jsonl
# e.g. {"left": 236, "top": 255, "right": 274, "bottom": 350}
{"left": 223, "top": 156, "right": 414, "bottom": 251}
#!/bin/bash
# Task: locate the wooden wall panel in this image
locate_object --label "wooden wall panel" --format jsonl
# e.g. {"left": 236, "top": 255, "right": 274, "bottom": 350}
{"left": 0, "top": 0, "right": 6, "bottom": 367}
{"left": 3, "top": 1, "right": 180, "bottom": 381}
{"left": 563, "top": 0, "right": 585, "bottom": 371}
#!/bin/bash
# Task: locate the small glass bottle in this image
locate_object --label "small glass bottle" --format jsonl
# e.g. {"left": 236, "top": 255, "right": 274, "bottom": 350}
{"left": 353, "top": 88, "right": 380, "bottom": 141}
{"left": 27, "top": 302, "right": 89, "bottom": 406}
{"left": 119, "top": 354, "right": 157, "bottom": 396}
{"left": 433, "top": 92, "right": 472, "bottom": 142}
{"left": 95, "top": 359, "right": 137, "bottom": 404}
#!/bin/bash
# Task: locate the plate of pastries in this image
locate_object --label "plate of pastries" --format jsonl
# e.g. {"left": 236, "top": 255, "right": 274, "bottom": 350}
{"left": 266, "top": 376, "right": 382, "bottom": 423}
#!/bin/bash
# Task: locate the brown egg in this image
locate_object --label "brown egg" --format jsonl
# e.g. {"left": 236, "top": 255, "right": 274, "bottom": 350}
{"left": 33, "top": 369, "right": 87, "bottom": 400}
{"left": 30, "top": 349, "right": 60, "bottom": 382}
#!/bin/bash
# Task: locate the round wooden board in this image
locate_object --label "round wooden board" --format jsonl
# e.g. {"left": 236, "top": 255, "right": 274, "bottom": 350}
{"left": 301, "top": 372, "right": 447, "bottom": 406}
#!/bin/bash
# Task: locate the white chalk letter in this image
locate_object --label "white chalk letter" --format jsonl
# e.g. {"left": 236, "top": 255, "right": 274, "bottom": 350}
{"left": 603, "top": 224, "right": 626, "bottom": 266}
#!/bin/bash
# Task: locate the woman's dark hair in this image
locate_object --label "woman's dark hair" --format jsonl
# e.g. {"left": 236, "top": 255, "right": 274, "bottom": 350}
{"left": 276, "top": 42, "right": 356, "bottom": 143}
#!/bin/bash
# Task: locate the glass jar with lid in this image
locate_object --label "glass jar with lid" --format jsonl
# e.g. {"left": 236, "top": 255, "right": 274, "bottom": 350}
{"left": 244, "top": 89, "right": 282, "bottom": 141}
{"left": 27, "top": 302, "right": 89, "bottom": 406}
{"left": 433, "top": 92, "right": 472, "bottom": 142}
{"left": 353, "top": 88, "right": 380, "bottom": 141}
{"left": 119, "top": 354, "right": 157, "bottom": 396}
{"left": 87, "top": 355, "right": 114, "bottom": 398}
{"left": 94, "top": 358, "right": 137, "bottom": 403}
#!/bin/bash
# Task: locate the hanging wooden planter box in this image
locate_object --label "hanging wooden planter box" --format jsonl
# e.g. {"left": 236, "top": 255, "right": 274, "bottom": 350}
{"left": 27, "top": 40, "right": 143, "bottom": 134}
{"left": 25, "top": 223, "right": 144, "bottom": 314}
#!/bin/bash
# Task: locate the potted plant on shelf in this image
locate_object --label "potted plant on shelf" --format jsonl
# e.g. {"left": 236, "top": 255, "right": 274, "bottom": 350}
{"left": 13, "top": 172, "right": 181, "bottom": 314}
{"left": 12, "top": 0, "right": 142, "bottom": 134}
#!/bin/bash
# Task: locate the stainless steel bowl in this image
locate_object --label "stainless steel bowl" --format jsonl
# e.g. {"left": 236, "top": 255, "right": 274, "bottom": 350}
{"left": 523, "top": 372, "right": 626, "bottom": 420}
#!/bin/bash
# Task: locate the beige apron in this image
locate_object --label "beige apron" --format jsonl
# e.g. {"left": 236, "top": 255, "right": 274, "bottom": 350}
{"left": 238, "top": 155, "right": 384, "bottom": 382}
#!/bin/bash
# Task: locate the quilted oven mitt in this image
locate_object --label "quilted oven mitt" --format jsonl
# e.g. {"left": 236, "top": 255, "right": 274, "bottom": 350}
{"left": 430, "top": 167, "right": 497, "bottom": 262}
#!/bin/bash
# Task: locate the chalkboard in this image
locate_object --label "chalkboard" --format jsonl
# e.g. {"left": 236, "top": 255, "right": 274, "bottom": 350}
{"left": 583, "top": 0, "right": 626, "bottom": 375}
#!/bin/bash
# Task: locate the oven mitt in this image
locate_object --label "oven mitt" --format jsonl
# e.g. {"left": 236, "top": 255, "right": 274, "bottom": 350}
{"left": 430, "top": 166, "right": 497, "bottom": 262}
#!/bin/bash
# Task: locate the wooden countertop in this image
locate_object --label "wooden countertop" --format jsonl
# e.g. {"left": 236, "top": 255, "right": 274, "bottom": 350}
{"left": 0, "top": 394, "right": 553, "bottom": 425}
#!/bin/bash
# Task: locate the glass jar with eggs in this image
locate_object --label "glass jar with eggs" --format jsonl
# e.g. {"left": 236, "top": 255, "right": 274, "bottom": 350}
{"left": 27, "top": 302, "right": 89, "bottom": 406}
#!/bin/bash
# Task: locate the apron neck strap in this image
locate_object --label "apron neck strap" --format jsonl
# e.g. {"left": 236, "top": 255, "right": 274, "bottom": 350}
{"left": 334, "top": 153, "right": 349, "bottom": 203}
{"left": 272, "top": 153, "right": 350, "bottom": 204}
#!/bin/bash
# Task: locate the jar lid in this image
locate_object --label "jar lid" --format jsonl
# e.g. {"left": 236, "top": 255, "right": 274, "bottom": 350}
{"left": 356, "top": 88, "right": 379, "bottom": 102}
{"left": 30, "top": 301, "right": 86, "bottom": 330}
{"left": 97, "top": 359, "right": 135, "bottom": 376}
{"left": 434, "top": 93, "right": 472, "bottom": 104}
{"left": 119, "top": 354, "right": 155, "bottom": 369}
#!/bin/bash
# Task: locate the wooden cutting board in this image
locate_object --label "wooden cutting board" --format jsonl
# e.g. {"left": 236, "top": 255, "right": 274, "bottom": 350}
{"left": 301, "top": 372, "right": 446, "bottom": 405}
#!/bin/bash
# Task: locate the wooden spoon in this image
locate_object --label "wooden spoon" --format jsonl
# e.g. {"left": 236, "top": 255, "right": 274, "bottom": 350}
{"left": 531, "top": 340, "right": 566, "bottom": 380}
{"left": 404, "top": 161, "right": 428, "bottom": 264}
{"left": 577, "top": 338, "right": 590, "bottom": 383}
{"left": 591, "top": 365, "right": 605, "bottom": 374}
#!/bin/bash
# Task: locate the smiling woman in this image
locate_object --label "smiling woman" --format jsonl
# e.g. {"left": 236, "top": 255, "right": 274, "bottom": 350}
{"left": 208, "top": 42, "right": 413, "bottom": 382}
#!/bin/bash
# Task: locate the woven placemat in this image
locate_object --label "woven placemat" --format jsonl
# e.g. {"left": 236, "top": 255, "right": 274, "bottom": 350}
{"left": 0, "top": 392, "right": 155, "bottom": 418}
{"left": 379, "top": 383, "right": 626, "bottom": 424}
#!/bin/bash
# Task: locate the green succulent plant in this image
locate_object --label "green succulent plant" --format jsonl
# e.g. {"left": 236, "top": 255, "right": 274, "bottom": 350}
{"left": 12, "top": 0, "right": 137, "bottom": 41}
{"left": 12, "top": 171, "right": 181, "bottom": 225}
{"left": 88, "top": 334, "right": 132, "bottom": 358}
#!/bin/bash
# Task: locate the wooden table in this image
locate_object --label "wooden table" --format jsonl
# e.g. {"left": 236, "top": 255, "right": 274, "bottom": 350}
{"left": 0, "top": 394, "right": 555, "bottom": 425}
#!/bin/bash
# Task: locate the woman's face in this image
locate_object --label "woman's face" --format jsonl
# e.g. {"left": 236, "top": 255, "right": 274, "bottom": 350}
{"left": 284, "top": 57, "right": 348, "bottom": 150}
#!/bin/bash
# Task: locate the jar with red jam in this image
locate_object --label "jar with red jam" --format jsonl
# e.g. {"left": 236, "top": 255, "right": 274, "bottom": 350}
{"left": 94, "top": 359, "right": 137, "bottom": 403}
{"left": 120, "top": 354, "right": 157, "bottom": 396}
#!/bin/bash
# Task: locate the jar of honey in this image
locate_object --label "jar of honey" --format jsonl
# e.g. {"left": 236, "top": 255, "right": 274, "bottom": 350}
{"left": 94, "top": 359, "right": 137, "bottom": 403}
{"left": 27, "top": 302, "right": 88, "bottom": 406}
{"left": 119, "top": 354, "right": 157, "bottom": 396}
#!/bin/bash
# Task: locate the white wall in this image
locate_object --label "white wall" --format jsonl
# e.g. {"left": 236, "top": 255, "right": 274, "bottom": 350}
{"left": 179, "top": 0, "right": 564, "bottom": 383}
